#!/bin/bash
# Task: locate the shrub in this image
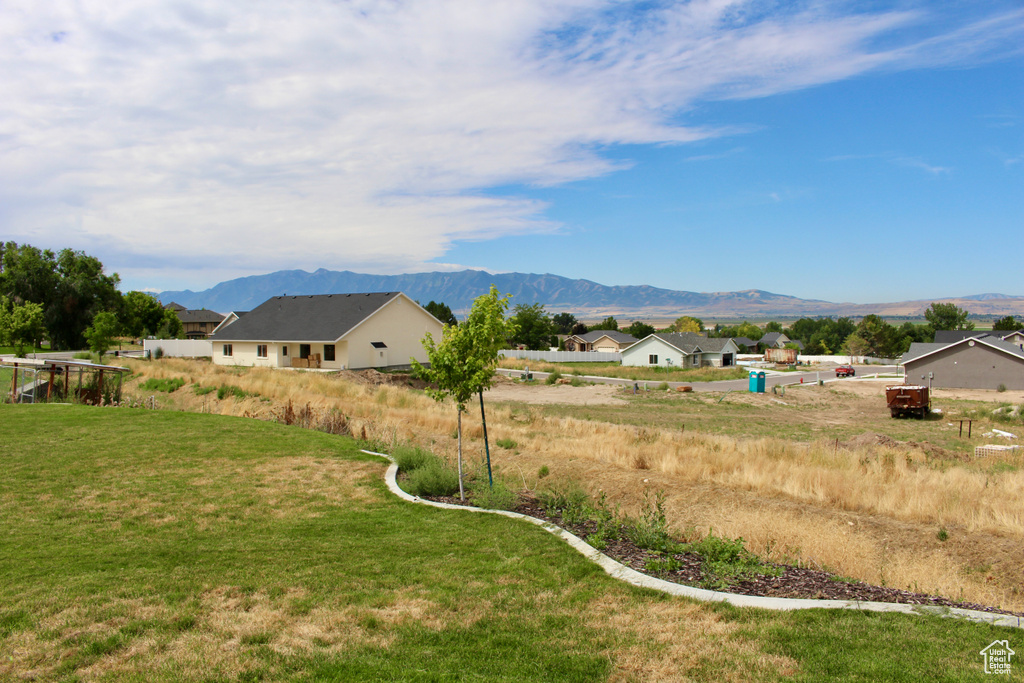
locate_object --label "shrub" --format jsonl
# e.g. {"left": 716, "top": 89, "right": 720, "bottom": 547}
{"left": 537, "top": 483, "right": 590, "bottom": 525}
{"left": 393, "top": 445, "right": 436, "bottom": 473}
{"left": 683, "top": 530, "right": 780, "bottom": 590}
{"left": 140, "top": 377, "right": 185, "bottom": 393}
{"left": 405, "top": 461, "right": 460, "bottom": 497}
{"left": 997, "top": 383, "right": 1007, "bottom": 393}
{"left": 657, "top": 382, "right": 669, "bottom": 391}
{"left": 470, "top": 480, "right": 517, "bottom": 511}
{"left": 193, "top": 385, "right": 216, "bottom": 396}
{"left": 153, "top": 347, "right": 164, "bottom": 360}
{"left": 545, "top": 371, "right": 563, "bottom": 385}
{"left": 496, "top": 438, "right": 517, "bottom": 449}
{"left": 626, "top": 490, "right": 673, "bottom": 552}
{"left": 537, "top": 465, "right": 550, "bottom": 479}
{"left": 217, "top": 385, "right": 249, "bottom": 400}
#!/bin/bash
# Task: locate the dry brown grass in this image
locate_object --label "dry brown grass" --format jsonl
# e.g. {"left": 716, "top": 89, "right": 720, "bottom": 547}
{"left": 591, "top": 595, "right": 798, "bottom": 682}
{"left": 119, "top": 359, "right": 1024, "bottom": 611}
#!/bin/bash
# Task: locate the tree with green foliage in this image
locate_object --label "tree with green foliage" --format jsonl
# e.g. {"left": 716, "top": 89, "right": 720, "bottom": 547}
{"left": 0, "top": 242, "right": 121, "bottom": 350}
{"left": 120, "top": 291, "right": 166, "bottom": 338}
{"left": 851, "top": 315, "right": 901, "bottom": 358}
{"left": 923, "top": 302, "right": 973, "bottom": 336}
{"left": 992, "top": 315, "right": 1019, "bottom": 331}
{"left": 509, "top": 302, "right": 553, "bottom": 350}
{"left": 714, "top": 321, "right": 762, "bottom": 340}
{"left": 423, "top": 300, "right": 458, "bottom": 326}
{"left": 412, "top": 286, "right": 515, "bottom": 500}
{"left": 570, "top": 321, "right": 588, "bottom": 335}
{"left": 0, "top": 297, "right": 46, "bottom": 356}
{"left": 552, "top": 312, "right": 578, "bottom": 335}
{"left": 84, "top": 311, "right": 120, "bottom": 359}
{"left": 625, "top": 321, "right": 656, "bottom": 339}
{"left": 155, "top": 309, "right": 184, "bottom": 339}
{"left": 590, "top": 316, "right": 619, "bottom": 332}
{"left": 764, "top": 321, "right": 783, "bottom": 333}
{"left": 669, "top": 316, "right": 702, "bottom": 333}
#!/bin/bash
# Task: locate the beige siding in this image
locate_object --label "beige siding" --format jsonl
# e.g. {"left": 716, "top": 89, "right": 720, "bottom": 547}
{"left": 343, "top": 295, "right": 443, "bottom": 370}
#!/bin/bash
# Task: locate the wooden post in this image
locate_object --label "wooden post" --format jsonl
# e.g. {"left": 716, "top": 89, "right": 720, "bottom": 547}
{"left": 46, "top": 364, "right": 55, "bottom": 402}
{"left": 9, "top": 363, "right": 17, "bottom": 402}
{"left": 98, "top": 369, "right": 104, "bottom": 404}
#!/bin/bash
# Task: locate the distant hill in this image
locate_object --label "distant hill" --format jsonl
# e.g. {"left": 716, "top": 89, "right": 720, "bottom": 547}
{"left": 158, "top": 269, "right": 1024, "bottom": 320}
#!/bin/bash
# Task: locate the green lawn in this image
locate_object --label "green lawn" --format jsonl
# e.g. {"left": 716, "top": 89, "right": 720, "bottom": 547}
{"left": 0, "top": 404, "right": 1018, "bottom": 681}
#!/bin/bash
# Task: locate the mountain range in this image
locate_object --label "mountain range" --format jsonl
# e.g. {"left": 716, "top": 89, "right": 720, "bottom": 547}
{"left": 158, "top": 269, "right": 1024, "bottom": 321}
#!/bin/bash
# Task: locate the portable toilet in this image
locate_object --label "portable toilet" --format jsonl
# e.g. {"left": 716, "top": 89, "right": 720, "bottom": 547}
{"left": 748, "top": 371, "right": 766, "bottom": 393}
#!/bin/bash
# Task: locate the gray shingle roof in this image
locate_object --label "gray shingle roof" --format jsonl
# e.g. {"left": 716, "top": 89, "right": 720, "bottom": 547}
{"left": 178, "top": 309, "right": 226, "bottom": 324}
{"left": 655, "top": 332, "right": 734, "bottom": 354}
{"left": 732, "top": 337, "right": 758, "bottom": 348}
{"left": 758, "top": 332, "right": 787, "bottom": 345}
{"left": 903, "top": 338, "right": 1024, "bottom": 364}
{"left": 933, "top": 330, "right": 988, "bottom": 344}
{"left": 577, "top": 330, "right": 638, "bottom": 344}
{"left": 209, "top": 292, "right": 402, "bottom": 342}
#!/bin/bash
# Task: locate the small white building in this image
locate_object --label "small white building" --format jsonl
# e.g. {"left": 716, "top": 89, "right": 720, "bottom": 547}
{"left": 621, "top": 333, "right": 740, "bottom": 368}
{"left": 209, "top": 292, "right": 444, "bottom": 370}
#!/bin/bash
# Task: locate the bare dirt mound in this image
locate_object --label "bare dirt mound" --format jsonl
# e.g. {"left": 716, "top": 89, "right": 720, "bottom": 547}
{"left": 337, "top": 369, "right": 429, "bottom": 390}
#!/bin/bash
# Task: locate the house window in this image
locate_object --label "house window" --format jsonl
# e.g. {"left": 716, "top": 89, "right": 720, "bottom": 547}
{"left": 324, "top": 344, "right": 335, "bottom": 362}
{"left": 649, "top": 354, "right": 658, "bottom": 365}
{"left": 692, "top": 354, "right": 700, "bottom": 366}
{"left": 223, "top": 344, "right": 232, "bottom": 357}
{"left": 282, "top": 346, "right": 288, "bottom": 356}
{"left": 299, "top": 344, "right": 311, "bottom": 359}
{"left": 257, "top": 344, "right": 268, "bottom": 358}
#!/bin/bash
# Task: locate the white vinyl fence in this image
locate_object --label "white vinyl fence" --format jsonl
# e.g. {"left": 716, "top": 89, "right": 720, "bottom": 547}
{"left": 143, "top": 339, "right": 213, "bottom": 358}
{"left": 498, "top": 350, "right": 622, "bottom": 363}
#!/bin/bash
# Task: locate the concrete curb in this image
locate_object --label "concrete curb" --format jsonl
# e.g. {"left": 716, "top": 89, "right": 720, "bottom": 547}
{"left": 363, "top": 450, "right": 1023, "bottom": 630}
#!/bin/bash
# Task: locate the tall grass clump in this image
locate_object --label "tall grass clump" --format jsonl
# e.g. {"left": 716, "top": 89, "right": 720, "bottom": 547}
{"left": 470, "top": 479, "right": 518, "bottom": 511}
{"left": 140, "top": 377, "right": 185, "bottom": 393}
{"left": 395, "top": 446, "right": 460, "bottom": 497}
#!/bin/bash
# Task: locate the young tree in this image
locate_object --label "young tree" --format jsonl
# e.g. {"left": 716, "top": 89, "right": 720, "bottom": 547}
{"left": 412, "top": 286, "right": 515, "bottom": 500}
{"left": 992, "top": 315, "right": 1020, "bottom": 331}
{"left": 924, "top": 302, "right": 974, "bottom": 334}
{"left": 0, "top": 297, "right": 45, "bottom": 356}
{"left": 84, "top": 311, "right": 120, "bottom": 359}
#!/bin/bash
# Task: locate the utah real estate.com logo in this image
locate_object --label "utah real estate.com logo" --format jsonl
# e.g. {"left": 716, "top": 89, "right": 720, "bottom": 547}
{"left": 980, "top": 640, "right": 1015, "bottom": 675}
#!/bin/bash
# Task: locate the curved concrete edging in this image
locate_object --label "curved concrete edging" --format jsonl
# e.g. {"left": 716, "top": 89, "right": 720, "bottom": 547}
{"left": 361, "top": 450, "right": 1023, "bottom": 630}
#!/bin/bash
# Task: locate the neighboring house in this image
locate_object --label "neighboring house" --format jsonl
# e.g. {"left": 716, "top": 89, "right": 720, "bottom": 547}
{"left": 209, "top": 292, "right": 444, "bottom": 370}
{"left": 564, "top": 330, "right": 638, "bottom": 353}
{"left": 758, "top": 332, "right": 791, "bottom": 349}
{"left": 621, "top": 332, "right": 740, "bottom": 368}
{"left": 902, "top": 337, "right": 1024, "bottom": 391}
{"left": 732, "top": 337, "right": 758, "bottom": 352}
{"left": 934, "top": 329, "right": 1024, "bottom": 346}
{"left": 211, "top": 311, "right": 248, "bottom": 336}
{"left": 163, "top": 302, "right": 187, "bottom": 313}
{"left": 177, "top": 309, "right": 226, "bottom": 339}
{"left": 933, "top": 330, "right": 989, "bottom": 344}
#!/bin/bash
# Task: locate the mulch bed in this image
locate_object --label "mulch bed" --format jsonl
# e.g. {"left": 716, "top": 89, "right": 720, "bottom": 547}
{"left": 422, "top": 491, "right": 1023, "bottom": 618}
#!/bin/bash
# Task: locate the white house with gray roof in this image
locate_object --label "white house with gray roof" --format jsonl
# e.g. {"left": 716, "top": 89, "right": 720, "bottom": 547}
{"left": 621, "top": 333, "right": 740, "bottom": 368}
{"left": 902, "top": 336, "right": 1024, "bottom": 390}
{"left": 209, "top": 292, "right": 443, "bottom": 370}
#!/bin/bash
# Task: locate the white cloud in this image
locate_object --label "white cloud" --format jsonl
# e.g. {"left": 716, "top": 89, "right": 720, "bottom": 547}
{"left": 0, "top": 0, "right": 1020, "bottom": 288}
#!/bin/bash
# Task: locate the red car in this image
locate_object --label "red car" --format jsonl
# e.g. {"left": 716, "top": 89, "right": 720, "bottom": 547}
{"left": 835, "top": 365, "right": 856, "bottom": 377}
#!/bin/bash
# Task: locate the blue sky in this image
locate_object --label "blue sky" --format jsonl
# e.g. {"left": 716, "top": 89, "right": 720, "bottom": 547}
{"left": 1, "top": 1, "right": 1021, "bottom": 303}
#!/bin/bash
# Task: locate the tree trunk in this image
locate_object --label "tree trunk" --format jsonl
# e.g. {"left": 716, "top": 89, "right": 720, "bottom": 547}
{"left": 457, "top": 409, "right": 465, "bottom": 501}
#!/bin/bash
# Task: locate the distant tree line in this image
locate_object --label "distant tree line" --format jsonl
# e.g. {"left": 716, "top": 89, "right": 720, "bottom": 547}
{"left": 426, "top": 295, "right": 992, "bottom": 358}
{"left": 0, "top": 241, "right": 183, "bottom": 356}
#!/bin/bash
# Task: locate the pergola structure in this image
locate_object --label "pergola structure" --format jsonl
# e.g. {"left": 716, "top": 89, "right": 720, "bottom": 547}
{"left": 2, "top": 358, "right": 130, "bottom": 405}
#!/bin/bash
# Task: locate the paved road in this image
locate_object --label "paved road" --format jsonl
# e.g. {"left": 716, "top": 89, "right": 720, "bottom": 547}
{"left": 496, "top": 366, "right": 901, "bottom": 393}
